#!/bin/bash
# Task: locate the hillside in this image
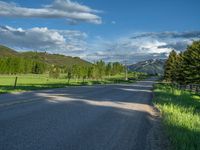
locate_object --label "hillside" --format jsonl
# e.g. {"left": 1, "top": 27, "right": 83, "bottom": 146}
{"left": 0, "top": 45, "right": 19, "bottom": 57}
{"left": 21, "top": 51, "right": 91, "bottom": 67}
{"left": 0, "top": 45, "right": 91, "bottom": 67}
{"left": 128, "top": 59, "right": 166, "bottom": 75}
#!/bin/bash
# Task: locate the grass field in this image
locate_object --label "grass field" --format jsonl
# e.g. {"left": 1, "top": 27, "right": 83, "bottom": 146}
{"left": 153, "top": 83, "right": 200, "bottom": 150}
{"left": 0, "top": 73, "right": 145, "bottom": 94}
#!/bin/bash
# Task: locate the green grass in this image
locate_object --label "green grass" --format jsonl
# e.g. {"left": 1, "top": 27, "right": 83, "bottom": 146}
{"left": 0, "top": 73, "right": 144, "bottom": 94}
{"left": 153, "top": 83, "right": 200, "bottom": 150}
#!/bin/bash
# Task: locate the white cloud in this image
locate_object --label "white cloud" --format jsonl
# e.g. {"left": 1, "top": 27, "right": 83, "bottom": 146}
{"left": 84, "top": 31, "right": 200, "bottom": 63}
{"left": 138, "top": 40, "right": 171, "bottom": 53}
{"left": 0, "top": 25, "right": 87, "bottom": 55}
{"left": 1, "top": 26, "right": 200, "bottom": 63}
{"left": 0, "top": 0, "right": 102, "bottom": 24}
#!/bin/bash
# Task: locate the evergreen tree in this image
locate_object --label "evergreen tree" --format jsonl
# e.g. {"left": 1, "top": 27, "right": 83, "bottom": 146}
{"left": 164, "top": 50, "right": 177, "bottom": 82}
{"left": 164, "top": 41, "right": 200, "bottom": 84}
{"left": 174, "top": 52, "right": 186, "bottom": 84}
{"left": 183, "top": 41, "right": 200, "bottom": 84}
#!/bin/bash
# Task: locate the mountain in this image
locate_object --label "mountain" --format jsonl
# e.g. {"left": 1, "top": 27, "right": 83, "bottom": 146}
{"left": 128, "top": 59, "right": 166, "bottom": 75}
{"left": 0, "top": 45, "right": 91, "bottom": 67}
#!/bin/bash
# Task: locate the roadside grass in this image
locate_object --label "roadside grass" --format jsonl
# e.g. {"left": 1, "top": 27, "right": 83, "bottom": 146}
{"left": 153, "top": 83, "right": 200, "bottom": 150}
{"left": 0, "top": 73, "right": 146, "bottom": 94}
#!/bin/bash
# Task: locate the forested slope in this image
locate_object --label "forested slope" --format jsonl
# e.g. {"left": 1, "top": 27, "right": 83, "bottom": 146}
{"left": 0, "top": 45, "right": 91, "bottom": 74}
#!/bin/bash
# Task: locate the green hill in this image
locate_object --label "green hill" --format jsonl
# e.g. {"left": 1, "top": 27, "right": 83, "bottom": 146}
{"left": 0, "top": 45, "right": 91, "bottom": 67}
{"left": 0, "top": 45, "right": 19, "bottom": 57}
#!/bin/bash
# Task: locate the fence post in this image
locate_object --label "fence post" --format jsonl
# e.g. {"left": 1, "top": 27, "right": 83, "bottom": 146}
{"left": 14, "top": 76, "right": 18, "bottom": 89}
{"left": 196, "top": 85, "right": 200, "bottom": 94}
{"left": 189, "top": 84, "right": 192, "bottom": 93}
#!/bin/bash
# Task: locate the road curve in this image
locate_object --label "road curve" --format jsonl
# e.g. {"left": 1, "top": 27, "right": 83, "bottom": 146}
{"left": 0, "top": 78, "right": 163, "bottom": 150}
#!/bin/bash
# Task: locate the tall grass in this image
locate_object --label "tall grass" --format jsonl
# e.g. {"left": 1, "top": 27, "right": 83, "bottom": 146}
{"left": 153, "top": 83, "right": 200, "bottom": 150}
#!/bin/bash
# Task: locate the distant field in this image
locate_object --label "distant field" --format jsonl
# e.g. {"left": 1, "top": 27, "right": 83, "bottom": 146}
{"left": 0, "top": 73, "right": 142, "bottom": 94}
{"left": 0, "top": 74, "right": 68, "bottom": 86}
{"left": 153, "top": 83, "right": 200, "bottom": 150}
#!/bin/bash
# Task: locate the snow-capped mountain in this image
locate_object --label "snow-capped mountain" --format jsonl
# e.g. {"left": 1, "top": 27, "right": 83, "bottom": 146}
{"left": 128, "top": 59, "right": 166, "bottom": 75}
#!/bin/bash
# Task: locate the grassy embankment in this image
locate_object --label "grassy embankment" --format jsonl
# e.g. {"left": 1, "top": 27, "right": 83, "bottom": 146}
{"left": 153, "top": 83, "right": 200, "bottom": 150}
{"left": 0, "top": 73, "right": 146, "bottom": 94}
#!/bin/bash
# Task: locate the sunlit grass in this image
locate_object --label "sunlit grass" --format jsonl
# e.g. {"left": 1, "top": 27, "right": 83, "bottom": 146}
{"left": 153, "top": 83, "right": 200, "bottom": 150}
{"left": 0, "top": 73, "right": 145, "bottom": 94}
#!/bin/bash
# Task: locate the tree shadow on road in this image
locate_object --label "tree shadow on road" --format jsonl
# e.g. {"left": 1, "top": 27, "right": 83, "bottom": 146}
{"left": 0, "top": 94, "right": 168, "bottom": 150}
{"left": 32, "top": 80, "right": 156, "bottom": 105}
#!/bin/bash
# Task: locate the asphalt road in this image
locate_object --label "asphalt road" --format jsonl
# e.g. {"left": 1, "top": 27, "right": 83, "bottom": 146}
{"left": 0, "top": 78, "right": 162, "bottom": 150}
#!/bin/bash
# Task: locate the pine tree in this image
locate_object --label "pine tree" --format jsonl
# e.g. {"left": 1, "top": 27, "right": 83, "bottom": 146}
{"left": 183, "top": 41, "right": 200, "bottom": 84}
{"left": 164, "top": 41, "right": 200, "bottom": 84}
{"left": 174, "top": 52, "right": 186, "bottom": 84}
{"left": 164, "top": 50, "right": 177, "bottom": 82}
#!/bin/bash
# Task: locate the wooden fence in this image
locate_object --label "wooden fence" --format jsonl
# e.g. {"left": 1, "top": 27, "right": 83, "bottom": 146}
{"left": 173, "top": 83, "right": 200, "bottom": 94}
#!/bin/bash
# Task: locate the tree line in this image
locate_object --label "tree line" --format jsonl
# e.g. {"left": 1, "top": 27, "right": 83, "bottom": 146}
{"left": 0, "top": 57, "right": 46, "bottom": 74}
{"left": 0, "top": 56, "right": 125, "bottom": 81}
{"left": 49, "top": 61, "right": 125, "bottom": 82}
{"left": 164, "top": 41, "right": 200, "bottom": 84}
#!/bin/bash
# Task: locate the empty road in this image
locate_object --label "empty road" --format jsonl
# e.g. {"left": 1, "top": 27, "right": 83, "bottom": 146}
{"left": 0, "top": 78, "right": 164, "bottom": 150}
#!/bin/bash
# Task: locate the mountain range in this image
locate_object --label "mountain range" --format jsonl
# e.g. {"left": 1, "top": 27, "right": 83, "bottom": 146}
{"left": 128, "top": 59, "right": 166, "bottom": 75}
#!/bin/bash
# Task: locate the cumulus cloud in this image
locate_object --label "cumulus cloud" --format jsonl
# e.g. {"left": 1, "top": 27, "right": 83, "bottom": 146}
{"left": 0, "top": 0, "right": 102, "bottom": 24}
{"left": 85, "top": 31, "right": 200, "bottom": 64}
{"left": 0, "top": 25, "right": 87, "bottom": 55}
{"left": 157, "top": 40, "right": 193, "bottom": 51}
{"left": 1, "top": 25, "right": 200, "bottom": 63}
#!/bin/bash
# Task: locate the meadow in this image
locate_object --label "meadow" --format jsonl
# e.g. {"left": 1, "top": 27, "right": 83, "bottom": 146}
{"left": 153, "top": 83, "right": 200, "bottom": 150}
{"left": 0, "top": 73, "right": 144, "bottom": 94}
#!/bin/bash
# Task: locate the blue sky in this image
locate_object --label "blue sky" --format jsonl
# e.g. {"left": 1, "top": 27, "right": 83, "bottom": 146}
{"left": 0, "top": 0, "right": 200, "bottom": 63}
